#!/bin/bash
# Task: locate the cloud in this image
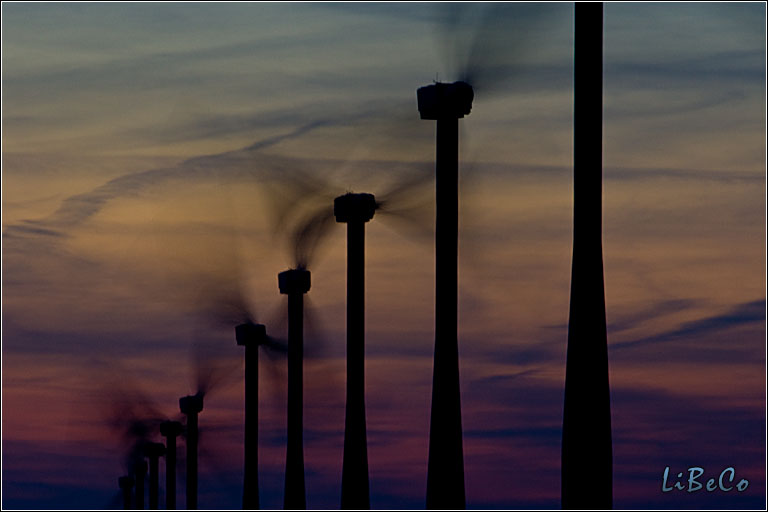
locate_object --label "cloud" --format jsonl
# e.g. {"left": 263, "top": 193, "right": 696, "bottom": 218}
{"left": 612, "top": 299, "right": 765, "bottom": 351}
{"left": 607, "top": 298, "right": 700, "bottom": 334}
{"left": 120, "top": 108, "right": 334, "bottom": 146}
{"left": 2, "top": 122, "right": 330, "bottom": 237}
{"left": 605, "top": 49, "right": 765, "bottom": 90}
{"left": 2, "top": 17, "right": 363, "bottom": 90}
{"left": 605, "top": 166, "right": 765, "bottom": 183}
{"left": 3, "top": 221, "right": 65, "bottom": 239}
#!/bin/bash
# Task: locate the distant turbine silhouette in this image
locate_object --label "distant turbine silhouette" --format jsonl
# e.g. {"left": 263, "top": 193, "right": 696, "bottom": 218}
{"left": 118, "top": 476, "right": 134, "bottom": 510}
{"left": 417, "top": 80, "right": 473, "bottom": 510}
{"left": 159, "top": 420, "right": 183, "bottom": 510}
{"left": 237, "top": 322, "right": 266, "bottom": 510}
{"left": 144, "top": 442, "right": 166, "bottom": 510}
{"left": 562, "top": 2, "right": 613, "bottom": 510}
{"left": 134, "top": 458, "right": 148, "bottom": 510}
{"left": 278, "top": 268, "right": 311, "bottom": 509}
{"left": 179, "top": 393, "right": 204, "bottom": 510}
{"left": 235, "top": 321, "right": 288, "bottom": 510}
{"left": 334, "top": 192, "right": 377, "bottom": 509}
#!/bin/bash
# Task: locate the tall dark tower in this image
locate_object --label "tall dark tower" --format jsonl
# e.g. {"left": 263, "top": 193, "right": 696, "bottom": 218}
{"left": 144, "top": 442, "right": 166, "bottom": 510}
{"left": 134, "top": 458, "right": 147, "bottom": 510}
{"left": 562, "top": 2, "right": 613, "bottom": 509}
{"left": 334, "top": 192, "right": 377, "bottom": 509}
{"left": 417, "top": 80, "right": 473, "bottom": 510}
{"left": 278, "top": 268, "right": 311, "bottom": 510}
{"left": 160, "top": 421, "right": 184, "bottom": 510}
{"left": 160, "top": 420, "right": 183, "bottom": 510}
{"left": 118, "top": 475, "right": 134, "bottom": 510}
{"left": 179, "top": 393, "right": 204, "bottom": 510}
{"left": 236, "top": 322, "right": 269, "bottom": 510}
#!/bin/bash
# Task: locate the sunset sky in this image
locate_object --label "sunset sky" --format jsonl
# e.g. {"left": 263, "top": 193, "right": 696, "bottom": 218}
{"left": 2, "top": 2, "right": 765, "bottom": 510}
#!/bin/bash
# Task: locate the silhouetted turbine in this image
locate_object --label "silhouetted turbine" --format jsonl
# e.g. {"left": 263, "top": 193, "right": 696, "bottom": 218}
{"left": 278, "top": 268, "right": 311, "bottom": 509}
{"left": 334, "top": 192, "right": 376, "bottom": 509}
{"left": 236, "top": 322, "right": 269, "bottom": 510}
{"left": 180, "top": 393, "right": 204, "bottom": 510}
{"left": 144, "top": 442, "right": 166, "bottom": 510}
{"left": 417, "top": 80, "right": 473, "bottom": 509}
{"left": 134, "top": 458, "right": 148, "bottom": 510}
{"left": 562, "top": 2, "right": 612, "bottom": 510}
{"left": 118, "top": 475, "right": 134, "bottom": 510}
{"left": 160, "top": 420, "right": 183, "bottom": 510}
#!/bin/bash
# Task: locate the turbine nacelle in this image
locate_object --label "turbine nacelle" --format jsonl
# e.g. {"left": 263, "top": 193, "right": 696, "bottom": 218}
{"left": 417, "top": 81, "right": 474, "bottom": 120}
{"left": 236, "top": 322, "right": 268, "bottom": 347}
{"left": 179, "top": 394, "right": 204, "bottom": 415}
{"left": 144, "top": 442, "right": 166, "bottom": 459}
{"left": 278, "top": 268, "right": 311, "bottom": 295}
{"left": 334, "top": 193, "right": 376, "bottom": 224}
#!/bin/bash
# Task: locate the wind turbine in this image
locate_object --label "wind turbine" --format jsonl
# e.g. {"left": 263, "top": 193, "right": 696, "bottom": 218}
{"left": 562, "top": 2, "right": 612, "bottom": 509}
{"left": 235, "top": 320, "right": 288, "bottom": 510}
